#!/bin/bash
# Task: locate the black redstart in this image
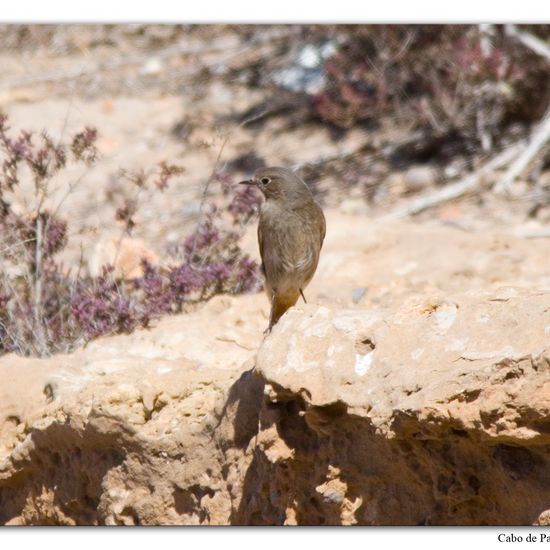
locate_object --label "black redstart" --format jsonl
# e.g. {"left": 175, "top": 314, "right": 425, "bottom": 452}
{"left": 240, "top": 167, "right": 326, "bottom": 331}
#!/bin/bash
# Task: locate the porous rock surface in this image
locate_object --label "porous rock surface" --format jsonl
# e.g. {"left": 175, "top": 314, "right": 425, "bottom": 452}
{"left": 1, "top": 215, "right": 550, "bottom": 525}
{"left": 0, "top": 293, "right": 266, "bottom": 525}
{"left": 252, "top": 293, "right": 550, "bottom": 525}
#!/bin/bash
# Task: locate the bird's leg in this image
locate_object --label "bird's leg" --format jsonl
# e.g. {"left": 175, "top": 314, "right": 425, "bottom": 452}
{"left": 265, "top": 289, "right": 276, "bottom": 334}
{"left": 299, "top": 288, "right": 307, "bottom": 303}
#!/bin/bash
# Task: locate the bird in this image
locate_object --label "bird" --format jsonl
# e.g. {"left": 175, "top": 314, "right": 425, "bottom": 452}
{"left": 240, "top": 167, "right": 326, "bottom": 332}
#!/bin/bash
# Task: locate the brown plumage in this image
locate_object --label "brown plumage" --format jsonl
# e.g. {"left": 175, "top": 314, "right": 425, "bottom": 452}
{"left": 240, "top": 167, "right": 326, "bottom": 331}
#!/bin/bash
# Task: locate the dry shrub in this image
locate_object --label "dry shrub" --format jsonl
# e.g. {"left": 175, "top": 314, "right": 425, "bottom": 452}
{"left": 313, "top": 25, "right": 550, "bottom": 148}
{"left": 0, "top": 114, "right": 262, "bottom": 357}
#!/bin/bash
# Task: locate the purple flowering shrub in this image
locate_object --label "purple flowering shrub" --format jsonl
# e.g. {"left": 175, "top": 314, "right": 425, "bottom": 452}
{"left": 0, "top": 113, "right": 262, "bottom": 356}
{"left": 313, "top": 26, "right": 550, "bottom": 149}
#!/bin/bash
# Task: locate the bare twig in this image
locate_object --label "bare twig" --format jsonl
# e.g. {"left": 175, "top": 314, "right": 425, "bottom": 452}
{"left": 505, "top": 24, "right": 550, "bottom": 61}
{"left": 190, "top": 135, "right": 229, "bottom": 268}
{"left": 382, "top": 143, "right": 523, "bottom": 220}
{"left": 391, "top": 30, "right": 416, "bottom": 63}
{"left": 50, "top": 167, "right": 93, "bottom": 221}
{"left": 215, "top": 336, "right": 255, "bottom": 351}
{"left": 33, "top": 213, "right": 47, "bottom": 356}
{"left": 476, "top": 107, "right": 492, "bottom": 153}
{"left": 0, "top": 238, "right": 36, "bottom": 256}
{"left": 0, "top": 276, "right": 34, "bottom": 355}
{"left": 479, "top": 24, "right": 495, "bottom": 58}
{"left": 494, "top": 110, "right": 550, "bottom": 194}
{"left": 198, "top": 136, "right": 229, "bottom": 213}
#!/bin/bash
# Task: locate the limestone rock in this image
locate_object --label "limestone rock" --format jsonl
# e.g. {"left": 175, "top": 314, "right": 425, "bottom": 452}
{"left": 0, "top": 294, "right": 266, "bottom": 525}
{"left": 404, "top": 165, "right": 439, "bottom": 192}
{"left": 89, "top": 236, "right": 159, "bottom": 279}
{"left": 249, "top": 290, "right": 550, "bottom": 525}
{"left": 1, "top": 216, "right": 550, "bottom": 525}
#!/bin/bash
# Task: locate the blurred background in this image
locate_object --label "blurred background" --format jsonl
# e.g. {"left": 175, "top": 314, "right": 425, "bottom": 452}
{"left": 1, "top": 24, "right": 550, "bottom": 355}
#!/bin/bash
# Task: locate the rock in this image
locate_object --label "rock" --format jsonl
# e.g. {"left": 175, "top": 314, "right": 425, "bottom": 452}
{"left": 352, "top": 287, "right": 367, "bottom": 304}
{"left": 381, "top": 166, "right": 438, "bottom": 198}
{"left": 140, "top": 57, "right": 163, "bottom": 76}
{"left": 404, "top": 165, "right": 439, "bottom": 192}
{"left": 89, "top": 236, "right": 159, "bottom": 279}
{"left": 1, "top": 216, "right": 550, "bottom": 525}
{"left": 0, "top": 294, "right": 266, "bottom": 526}
{"left": 1, "top": 287, "right": 548, "bottom": 525}
{"left": 338, "top": 198, "right": 368, "bottom": 215}
{"left": 249, "top": 293, "right": 550, "bottom": 525}
{"left": 383, "top": 171, "right": 406, "bottom": 193}
{"left": 272, "top": 42, "right": 336, "bottom": 94}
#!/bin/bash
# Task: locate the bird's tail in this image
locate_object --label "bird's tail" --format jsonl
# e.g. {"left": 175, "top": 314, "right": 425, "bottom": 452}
{"left": 269, "top": 290, "right": 300, "bottom": 329}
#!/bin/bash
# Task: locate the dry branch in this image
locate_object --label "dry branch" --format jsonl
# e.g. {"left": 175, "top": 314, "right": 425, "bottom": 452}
{"left": 505, "top": 25, "right": 550, "bottom": 61}
{"left": 382, "top": 143, "right": 523, "bottom": 220}
{"left": 493, "top": 111, "right": 550, "bottom": 194}
{"left": 488, "top": 26, "right": 550, "bottom": 194}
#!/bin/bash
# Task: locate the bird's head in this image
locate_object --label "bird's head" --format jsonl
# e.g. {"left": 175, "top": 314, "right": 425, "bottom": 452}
{"left": 239, "top": 166, "right": 313, "bottom": 204}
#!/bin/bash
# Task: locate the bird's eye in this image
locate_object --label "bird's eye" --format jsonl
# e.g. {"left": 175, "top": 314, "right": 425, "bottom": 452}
{"left": 260, "top": 177, "right": 271, "bottom": 185}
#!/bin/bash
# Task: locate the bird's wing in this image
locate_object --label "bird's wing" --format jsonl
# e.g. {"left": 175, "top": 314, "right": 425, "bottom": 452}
{"left": 257, "top": 216, "right": 266, "bottom": 275}
{"left": 319, "top": 206, "right": 326, "bottom": 247}
{"left": 258, "top": 211, "right": 287, "bottom": 281}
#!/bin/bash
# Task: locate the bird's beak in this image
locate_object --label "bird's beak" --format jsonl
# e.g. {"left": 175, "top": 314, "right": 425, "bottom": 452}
{"left": 239, "top": 179, "right": 255, "bottom": 186}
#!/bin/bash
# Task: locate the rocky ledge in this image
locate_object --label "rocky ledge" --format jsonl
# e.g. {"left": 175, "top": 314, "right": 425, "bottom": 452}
{"left": 1, "top": 284, "right": 549, "bottom": 525}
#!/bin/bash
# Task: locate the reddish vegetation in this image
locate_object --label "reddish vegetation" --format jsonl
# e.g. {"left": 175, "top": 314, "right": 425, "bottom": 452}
{"left": 313, "top": 25, "right": 550, "bottom": 140}
{"left": 0, "top": 114, "right": 262, "bottom": 356}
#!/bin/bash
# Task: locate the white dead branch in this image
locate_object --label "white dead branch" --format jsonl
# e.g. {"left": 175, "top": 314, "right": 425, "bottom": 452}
{"left": 382, "top": 143, "right": 523, "bottom": 220}
{"left": 493, "top": 111, "right": 550, "bottom": 194}
{"left": 505, "top": 24, "right": 550, "bottom": 61}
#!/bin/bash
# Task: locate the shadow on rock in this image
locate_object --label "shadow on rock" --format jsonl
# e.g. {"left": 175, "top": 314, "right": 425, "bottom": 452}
{"left": 0, "top": 421, "right": 125, "bottom": 525}
{"left": 215, "top": 364, "right": 265, "bottom": 450}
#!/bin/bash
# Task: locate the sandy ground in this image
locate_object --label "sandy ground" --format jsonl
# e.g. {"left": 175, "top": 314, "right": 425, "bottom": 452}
{"left": 0, "top": 24, "right": 548, "bottom": 280}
